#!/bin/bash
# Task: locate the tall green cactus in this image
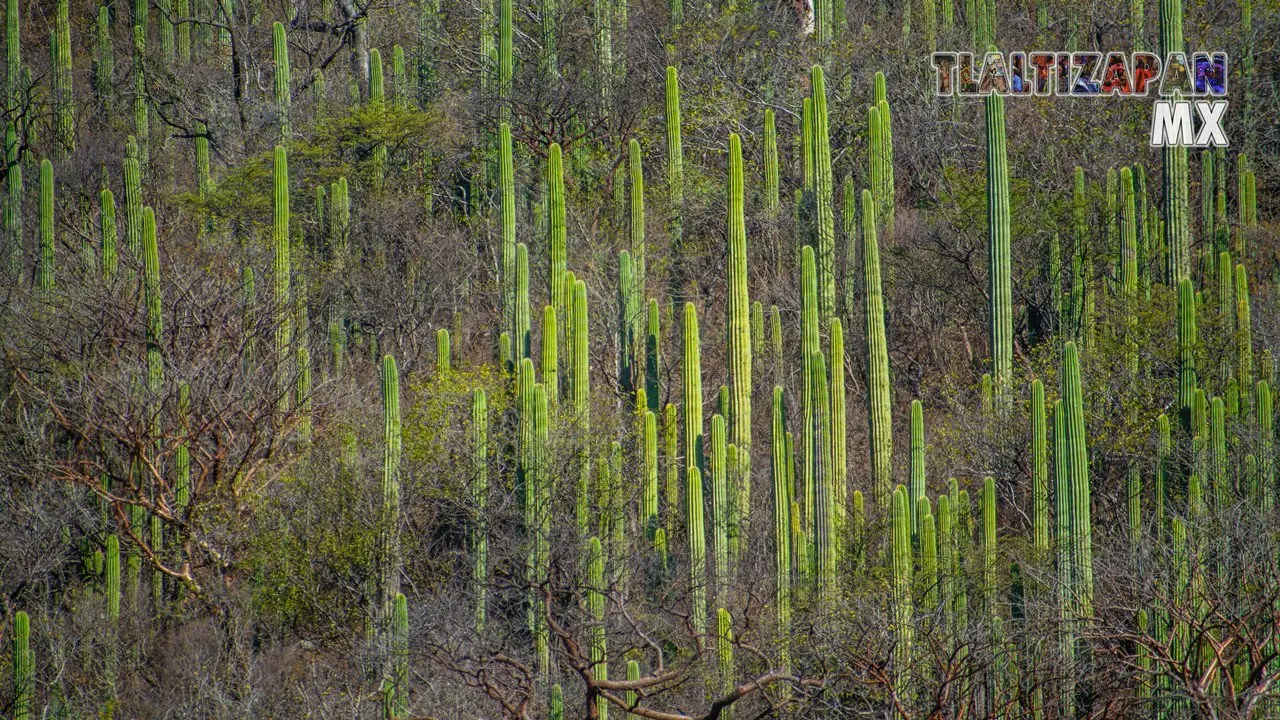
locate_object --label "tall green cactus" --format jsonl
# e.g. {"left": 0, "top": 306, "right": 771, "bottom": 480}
{"left": 390, "top": 593, "right": 409, "bottom": 718}
{"left": 716, "top": 608, "right": 736, "bottom": 713}
{"left": 273, "top": 22, "right": 291, "bottom": 142}
{"left": 143, "top": 208, "right": 163, "bottom": 424}
{"left": 513, "top": 243, "right": 531, "bottom": 362}
{"left": 770, "top": 386, "right": 791, "bottom": 671}
{"left": 572, "top": 280, "right": 591, "bottom": 529}
{"left": 980, "top": 476, "right": 997, "bottom": 618}
{"left": 1159, "top": 0, "right": 1191, "bottom": 281}
{"left": 629, "top": 138, "right": 645, "bottom": 319}
{"left": 377, "top": 355, "right": 403, "bottom": 671}
{"left": 686, "top": 462, "right": 707, "bottom": 644}
{"left": 5, "top": 124, "right": 21, "bottom": 273}
{"left": 618, "top": 251, "right": 637, "bottom": 392}
{"left": 1031, "top": 380, "right": 1049, "bottom": 557}
{"left": 1235, "top": 265, "right": 1252, "bottom": 413}
{"left": 498, "top": 0, "right": 512, "bottom": 121}
{"left": 862, "top": 191, "right": 893, "bottom": 507}
{"left": 541, "top": 308, "right": 558, "bottom": 407}
{"left": 645, "top": 300, "right": 660, "bottom": 412}
{"left": 1062, "top": 342, "right": 1093, "bottom": 617}
{"left": 471, "top": 389, "right": 488, "bottom": 633}
{"left": 547, "top": 144, "right": 566, "bottom": 337}
{"left": 800, "top": 246, "right": 819, "bottom": 533}
{"left": 13, "top": 611, "right": 30, "bottom": 720}
{"left": 37, "top": 159, "right": 53, "bottom": 293}
{"left": 829, "top": 318, "right": 846, "bottom": 540}
{"left": 682, "top": 302, "right": 703, "bottom": 474}
{"left": 763, "top": 109, "right": 779, "bottom": 221}
{"left": 586, "top": 536, "right": 608, "bottom": 719}
{"left": 810, "top": 67, "right": 837, "bottom": 318}
{"left": 132, "top": 26, "right": 149, "bottom": 173}
{"left": 52, "top": 0, "right": 74, "bottom": 153}
{"left": 890, "top": 486, "right": 912, "bottom": 685}
{"left": 909, "top": 399, "right": 925, "bottom": 540}
{"left": 726, "top": 133, "right": 752, "bottom": 534}
{"left": 1177, "top": 277, "right": 1197, "bottom": 431}
{"left": 985, "top": 91, "right": 1012, "bottom": 412}
{"left": 811, "top": 350, "right": 835, "bottom": 602}
{"left": 711, "top": 414, "right": 729, "bottom": 600}
{"left": 664, "top": 67, "right": 684, "bottom": 292}
{"left": 368, "top": 48, "right": 387, "bottom": 187}
{"left": 642, "top": 408, "right": 659, "bottom": 538}
{"left": 500, "top": 124, "right": 516, "bottom": 347}
{"left": 273, "top": 146, "right": 292, "bottom": 413}
{"left": 5, "top": 0, "right": 20, "bottom": 105}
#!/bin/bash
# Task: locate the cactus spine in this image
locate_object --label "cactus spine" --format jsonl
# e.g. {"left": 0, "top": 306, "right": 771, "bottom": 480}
{"left": 273, "top": 22, "right": 291, "bottom": 142}
{"left": 37, "top": 159, "right": 53, "bottom": 293}
{"left": 863, "top": 191, "right": 893, "bottom": 507}
{"left": 985, "top": 91, "right": 1012, "bottom": 412}
{"left": 726, "top": 133, "right": 752, "bottom": 543}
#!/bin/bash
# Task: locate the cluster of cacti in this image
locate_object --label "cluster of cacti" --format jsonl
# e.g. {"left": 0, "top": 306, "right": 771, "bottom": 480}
{"left": 5, "top": 0, "right": 1276, "bottom": 716}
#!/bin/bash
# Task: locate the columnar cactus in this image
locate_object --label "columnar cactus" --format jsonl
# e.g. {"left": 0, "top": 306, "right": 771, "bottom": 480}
{"left": 541, "top": 308, "right": 557, "bottom": 407}
{"left": 548, "top": 144, "right": 567, "bottom": 336}
{"left": 710, "top": 415, "right": 729, "bottom": 600}
{"left": 810, "top": 67, "right": 837, "bottom": 318}
{"left": 13, "top": 611, "right": 31, "bottom": 720}
{"left": 5, "top": 0, "right": 19, "bottom": 104}
{"left": 272, "top": 22, "right": 291, "bottom": 143}
{"left": 132, "top": 27, "right": 149, "bottom": 173}
{"left": 573, "top": 280, "right": 591, "bottom": 525}
{"left": 800, "top": 246, "right": 819, "bottom": 531}
{"left": 618, "top": 251, "right": 637, "bottom": 392}
{"left": 391, "top": 593, "right": 409, "bottom": 718}
{"left": 1159, "top": 0, "right": 1191, "bottom": 280}
{"left": 890, "top": 486, "right": 912, "bottom": 682}
{"left": 1236, "top": 265, "right": 1252, "bottom": 411}
{"left": 985, "top": 91, "right": 1012, "bottom": 412}
{"left": 686, "top": 463, "right": 707, "bottom": 643}
{"left": 273, "top": 146, "right": 292, "bottom": 411}
{"left": 829, "top": 318, "right": 846, "bottom": 536}
{"left": 770, "top": 386, "right": 791, "bottom": 670}
{"left": 377, "top": 355, "right": 403, "bottom": 670}
{"left": 1031, "top": 380, "right": 1049, "bottom": 556}
{"left": 586, "top": 536, "right": 608, "bottom": 718}
{"left": 981, "top": 476, "right": 997, "bottom": 618}
{"left": 909, "top": 399, "right": 925, "bottom": 539}
{"left": 629, "top": 139, "right": 645, "bottom": 314}
{"left": 663, "top": 402, "right": 679, "bottom": 540}
{"left": 664, "top": 67, "right": 684, "bottom": 288}
{"left": 1061, "top": 342, "right": 1094, "bottom": 616}
{"left": 498, "top": 0, "right": 512, "bottom": 121}
{"left": 643, "top": 409, "right": 659, "bottom": 538}
{"left": 1177, "top": 277, "right": 1197, "bottom": 430}
{"left": 726, "top": 133, "right": 752, "bottom": 526}
{"left": 470, "top": 389, "right": 488, "bottom": 633}
{"left": 682, "top": 302, "right": 703, "bottom": 473}
{"left": 763, "top": 109, "right": 779, "bottom": 221}
{"left": 1258, "top": 382, "right": 1272, "bottom": 512}
{"left": 368, "top": 49, "right": 387, "bottom": 186}
{"left": 862, "top": 191, "right": 893, "bottom": 507}
{"left": 500, "top": 124, "right": 516, "bottom": 345}
{"left": 437, "top": 328, "right": 451, "bottom": 374}
{"left": 811, "top": 350, "right": 835, "bottom": 602}
{"left": 37, "top": 159, "right": 54, "bottom": 293}
{"left": 143, "top": 207, "right": 163, "bottom": 404}
{"left": 645, "top": 300, "right": 660, "bottom": 411}
{"left": 4, "top": 124, "right": 18, "bottom": 273}
{"left": 52, "top": 0, "right": 74, "bottom": 153}
{"left": 513, "top": 243, "right": 531, "bottom": 362}
{"left": 717, "top": 608, "right": 736, "bottom": 710}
